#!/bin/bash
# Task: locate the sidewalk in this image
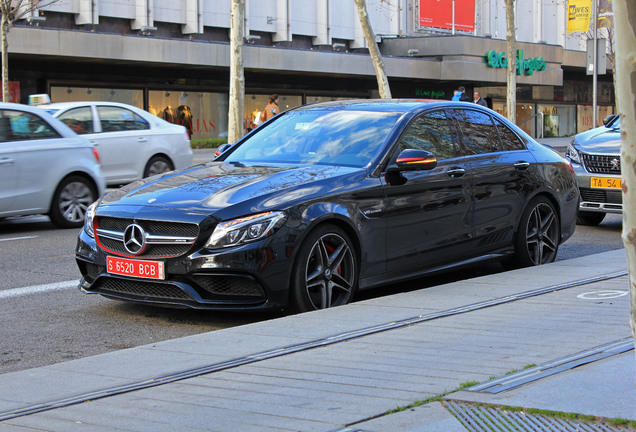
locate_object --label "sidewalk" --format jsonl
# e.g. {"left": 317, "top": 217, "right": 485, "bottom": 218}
{"left": 0, "top": 249, "right": 633, "bottom": 431}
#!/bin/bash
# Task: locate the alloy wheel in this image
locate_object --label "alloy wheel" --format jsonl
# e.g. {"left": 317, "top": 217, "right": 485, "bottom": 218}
{"left": 525, "top": 202, "right": 559, "bottom": 265}
{"left": 304, "top": 232, "right": 355, "bottom": 309}
{"left": 58, "top": 181, "right": 94, "bottom": 224}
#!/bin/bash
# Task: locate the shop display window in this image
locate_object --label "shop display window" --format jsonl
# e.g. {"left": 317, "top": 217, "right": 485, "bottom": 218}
{"left": 148, "top": 91, "right": 228, "bottom": 141}
{"left": 538, "top": 104, "right": 576, "bottom": 137}
{"left": 244, "top": 94, "right": 302, "bottom": 134}
{"left": 51, "top": 87, "right": 143, "bottom": 107}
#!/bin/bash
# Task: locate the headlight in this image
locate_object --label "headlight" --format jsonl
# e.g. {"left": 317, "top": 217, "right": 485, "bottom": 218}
{"left": 84, "top": 201, "right": 98, "bottom": 238}
{"left": 566, "top": 144, "right": 581, "bottom": 165}
{"left": 205, "top": 211, "right": 287, "bottom": 249}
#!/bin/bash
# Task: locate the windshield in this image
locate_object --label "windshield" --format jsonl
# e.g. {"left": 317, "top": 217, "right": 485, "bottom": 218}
{"left": 225, "top": 109, "right": 403, "bottom": 168}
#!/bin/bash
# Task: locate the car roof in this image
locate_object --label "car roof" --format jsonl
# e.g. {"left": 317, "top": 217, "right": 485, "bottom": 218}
{"left": 42, "top": 101, "right": 135, "bottom": 109}
{"left": 294, "top": 99, "right": 488, "bottom": 115}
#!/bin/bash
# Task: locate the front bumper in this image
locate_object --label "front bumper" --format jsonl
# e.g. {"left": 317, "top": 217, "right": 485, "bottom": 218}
{"left": 75, "top": 228, "right": 294, "bottom": 311}
{"left": 571, "top": 163, "right": 622, "bottom": 215}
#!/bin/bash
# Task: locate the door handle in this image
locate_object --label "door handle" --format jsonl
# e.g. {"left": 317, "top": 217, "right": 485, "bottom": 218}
{"left": 137, "top": 138, "right": 148, "bottom": 143}
{"left": 90, "top": 141, "right": 98, "bottom": 146}
{"left": 446, "top": 168, "right": 466, "bottom": 178}
{"left": 0, "top": 157, "right": 15, "bottom": 167}
{"left": 514, "top": 161, "right": 531, "bottom": 170}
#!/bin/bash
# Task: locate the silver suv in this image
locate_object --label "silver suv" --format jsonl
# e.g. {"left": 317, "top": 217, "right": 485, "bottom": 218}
{"left": 565, "top": 115, "right": 621, "bottom": 225}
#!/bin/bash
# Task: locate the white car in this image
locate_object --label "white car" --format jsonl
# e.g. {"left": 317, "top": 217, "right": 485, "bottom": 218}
{"left": 0, "top": 102, "right": 105, "bottom": 228}
{"left": 43, "top": 102, "right": 193, "bottom": 186}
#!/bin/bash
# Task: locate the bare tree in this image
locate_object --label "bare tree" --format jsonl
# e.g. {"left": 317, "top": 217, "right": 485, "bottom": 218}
{"left": 613, "top": 0, "right": 636, "bottom": 362}
{"left": 504, "top": 0, "right": 516, "bottom": 123}
{"left": 0, "top": 0, "right": 58, "bottom": 102}
{"left": 353, "top": 0, "right": 392, "bottom": 99}
{"left": 227, "top": 0, "right": 245, "bottom": 144}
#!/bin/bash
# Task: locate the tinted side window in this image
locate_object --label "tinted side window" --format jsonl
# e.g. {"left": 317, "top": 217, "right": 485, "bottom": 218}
{"left": 2, "top": 110, "right": 61, "bottom": 142}
{"left": 57, "top": 107, "right": 94, "bottom": 135}
{"left": 97, "top": 106, "right": 149, "bottom": 132}
{"left": 494, "top": 118, "right": 526, "bottom": 151}
{"left": 453, "top": 109, "right": 501, "bottom": 155}
{"left": 397, "top": 110, "right": 458, "bottom": 160}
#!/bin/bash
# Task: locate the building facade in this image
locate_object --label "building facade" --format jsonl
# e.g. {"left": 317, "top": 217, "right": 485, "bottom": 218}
{"left": 10, "top": 0, "right": 614, "bottom": 140}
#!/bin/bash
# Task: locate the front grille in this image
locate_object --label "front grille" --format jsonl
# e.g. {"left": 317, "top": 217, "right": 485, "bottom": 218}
{"left": 91, "top": 277, "right": 193, "bottom": 300}
{"left": 580, "top": 188, "right": 622, "bottom": 204}
{"left": 191, "top": 274, "right": 264, "bottom": 298}
{"left": 95, "top": 216, "right": 199, "bottom": 258}
{"left": 99, "top": 236, "right": 192, "bottom": 258}
{"left": 582, "top": 153, "right": 621, "bottom": 174}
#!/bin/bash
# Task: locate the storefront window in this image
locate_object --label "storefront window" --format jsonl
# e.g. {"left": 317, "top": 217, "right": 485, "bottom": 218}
{"left": 244, "top": 94, "right": 302, "bottom": 133}
{"left": 538, "top": 104, "right": 576, "bottom": 137}
{"left": 50, "top": 87, "right": 143, "bottom": 107}
{"left": 576, "top": 105, "right": 615, "bottom": 133}
{"left": 148, "top": 91, "right": 228, "bottom": 141}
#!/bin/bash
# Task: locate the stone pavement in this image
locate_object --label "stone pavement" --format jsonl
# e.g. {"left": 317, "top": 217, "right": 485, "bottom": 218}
{"left": 0, "top": 249, "right": 634, "bottom": 431}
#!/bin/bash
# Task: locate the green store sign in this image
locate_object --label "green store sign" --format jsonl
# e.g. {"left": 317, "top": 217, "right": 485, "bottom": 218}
{"left": 486, "top": 49, "right": 546, "bottom": 76}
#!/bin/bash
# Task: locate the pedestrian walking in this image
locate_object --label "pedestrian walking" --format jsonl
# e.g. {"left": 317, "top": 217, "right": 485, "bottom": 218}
{"left": 451, "top": 86, "right": 471, "bottom": 102}
{"left": 474, "top": 91, "right": 488, "bottom": 107}
{"left": 260, "top": 94, "right": 280, "bottom": 123}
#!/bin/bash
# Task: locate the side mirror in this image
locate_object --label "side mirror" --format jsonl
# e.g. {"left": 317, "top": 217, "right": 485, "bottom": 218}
{"left": 603, "top": 114, "right": 617, "bottom": 127}
{"left": 395, "top": 149, "right": 438, "bottom": 171}
{"left": 214, "top": 143, "right": 232, "bottom": 157}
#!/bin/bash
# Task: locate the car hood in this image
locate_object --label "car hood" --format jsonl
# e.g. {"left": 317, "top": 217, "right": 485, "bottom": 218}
{"left": 100, "top": 162, "right": 366, "bottom": 219}
{"left": 573, "top": 125, "right": 620, "bottom": 154}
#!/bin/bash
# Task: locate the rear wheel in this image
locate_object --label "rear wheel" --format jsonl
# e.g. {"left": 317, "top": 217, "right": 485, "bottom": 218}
{"left": 49, "top": 176, "right": 97, "bottom": 228}
{"left": 511, "top": 196, "right": 560, "bottom": 267}
{"left": 144, "top": 156, "right": 173, "bottom": 178}
{"left": 576, "top": 211, "right": 605, "bottom": 226}
{"left": 290, "top": 225, "right": 358, "bottom": 313}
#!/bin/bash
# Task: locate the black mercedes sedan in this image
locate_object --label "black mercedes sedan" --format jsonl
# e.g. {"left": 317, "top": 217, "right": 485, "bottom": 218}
{"left": 76, "top": 100, "right": 578, "bottom": 313}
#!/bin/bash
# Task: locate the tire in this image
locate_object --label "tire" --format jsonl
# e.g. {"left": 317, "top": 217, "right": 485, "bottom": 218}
{"left": 511, "top": 196, "right": 560, "bottom": 267}
{"left": 49, "top": 176, "right": 97, "bottom": 228}
{"left": 143, "top": 156, "right": 173, "bottom": 178}
{"left": 576, "top": 211, "right": 605, "bottom": 226}
{"left": 289, "top": 224, "right": 358, "bottom": 313}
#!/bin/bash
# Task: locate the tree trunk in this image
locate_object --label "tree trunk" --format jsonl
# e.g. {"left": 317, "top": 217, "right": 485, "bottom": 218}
{"left": 1, "top": 14, "right": 8, "bottom": 103}
{"left": 353, "top": 0, "right": 391, "bottom": 99}
{"left": 613, "top": 0, "right": 636, "bottom": 373}
{"left": 227, "top": 0, "right": 245, "bottom": 144}
{"left": 505, "top": 0, "right": 516, "bottom": 123}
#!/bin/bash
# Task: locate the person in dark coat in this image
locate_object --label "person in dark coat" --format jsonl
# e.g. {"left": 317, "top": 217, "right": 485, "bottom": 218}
{"left": 473, "top": 91, "right": 488, "bottom": 107}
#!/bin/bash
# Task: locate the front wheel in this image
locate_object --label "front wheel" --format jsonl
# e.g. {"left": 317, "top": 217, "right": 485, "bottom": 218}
{"left": 511, "top": 196, "right": 560, "bottom": 267}
{"left": 49, "top": 176, "right": 97, "bottom": 228}
{"left": 290, "top": 225, "right": 358, "bottom": 313}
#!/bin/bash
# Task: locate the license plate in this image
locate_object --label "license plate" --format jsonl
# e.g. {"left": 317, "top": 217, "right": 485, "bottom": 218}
{"left": 106, "top": 256, "right": 165, "bottom": 280}
{"left": 590, "top": 177, "right": 621, "bottom": 189}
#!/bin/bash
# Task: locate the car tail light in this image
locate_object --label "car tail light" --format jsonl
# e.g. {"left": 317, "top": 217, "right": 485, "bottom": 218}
{"left": 92, "top": 148, "right": 101, "bottom": 164}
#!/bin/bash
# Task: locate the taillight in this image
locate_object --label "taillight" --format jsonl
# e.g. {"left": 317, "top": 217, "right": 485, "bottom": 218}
{"left": 92, "top": 147, "right": 101, "bottom": 164}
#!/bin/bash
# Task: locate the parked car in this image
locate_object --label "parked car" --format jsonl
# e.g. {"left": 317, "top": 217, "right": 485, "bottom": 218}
{"left": 76, "top": 100, "right": 578, "bottom": 313}
{"left": 43, "top": 101, "right": 193, "bottom": 186}
{"left": 565, "top": 115, "right": 621, "bottom": 225}
{"left": 0, "top": 102, "right": 105, "bottom": 228}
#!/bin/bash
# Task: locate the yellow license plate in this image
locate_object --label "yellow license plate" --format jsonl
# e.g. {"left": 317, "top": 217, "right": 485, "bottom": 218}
{"left": 591, "top": 177, "right": 621, "bottom": 189}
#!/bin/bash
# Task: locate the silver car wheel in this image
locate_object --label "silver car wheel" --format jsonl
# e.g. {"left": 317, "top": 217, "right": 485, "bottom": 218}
{"left": 144, "top": 156, "right": 173, "bottom": 177}
{"left": 58, "top": 181, "right": 94, "bottom": 224}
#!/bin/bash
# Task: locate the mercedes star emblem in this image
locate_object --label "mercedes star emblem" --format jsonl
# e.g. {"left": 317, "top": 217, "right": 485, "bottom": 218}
{"left": 123, "top": 224, "right": 146, "bottom": 255}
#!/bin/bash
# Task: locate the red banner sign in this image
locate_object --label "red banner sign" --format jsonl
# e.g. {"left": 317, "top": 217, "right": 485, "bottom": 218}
{"left": 420, "top": 0, "right": 475, "bottom": 32}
